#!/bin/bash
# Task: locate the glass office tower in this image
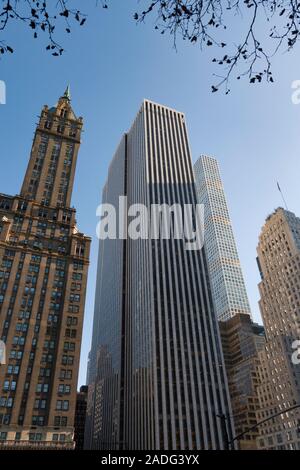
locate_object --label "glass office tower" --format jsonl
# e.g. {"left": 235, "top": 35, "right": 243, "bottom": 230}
{"left": 86, "top": 101, "right": 234, "bottom": 450}
{"left": 194, "top": 155, "right": 251, "bottom": 322}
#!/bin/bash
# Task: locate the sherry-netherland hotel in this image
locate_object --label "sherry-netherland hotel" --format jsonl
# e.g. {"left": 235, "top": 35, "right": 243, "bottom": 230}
{"left": 0, "top": 89, "right": 90, "bottom": 448}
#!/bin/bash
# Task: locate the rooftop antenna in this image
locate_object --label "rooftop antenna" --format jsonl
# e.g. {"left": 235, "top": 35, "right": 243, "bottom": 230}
{"left": 277, "top": 181, "right": 289, "bottom": 211}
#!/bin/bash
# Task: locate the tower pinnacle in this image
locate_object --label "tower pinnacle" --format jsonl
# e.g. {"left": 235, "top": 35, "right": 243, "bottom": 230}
{"left": 63, "top": 84, "right": 71, "bottom": 101}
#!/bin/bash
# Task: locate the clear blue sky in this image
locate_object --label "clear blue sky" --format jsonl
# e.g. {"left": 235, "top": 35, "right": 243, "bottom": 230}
{"left": 0, "top": 1, "right": 300, "bottom": 388}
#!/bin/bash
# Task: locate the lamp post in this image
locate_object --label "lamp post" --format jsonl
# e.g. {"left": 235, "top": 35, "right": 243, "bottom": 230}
{"left": 218, "top": 403, "right": 300, "bottom": 449}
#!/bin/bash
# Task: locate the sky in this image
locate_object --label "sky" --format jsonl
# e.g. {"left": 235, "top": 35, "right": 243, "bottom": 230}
{"left": 0, "top": 1, "right": 300, "bottom": 388}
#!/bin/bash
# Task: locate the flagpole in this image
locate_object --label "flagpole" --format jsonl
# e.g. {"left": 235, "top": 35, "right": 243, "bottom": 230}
{"left": 277, "top": 182, "right": 288, "bottom": 211}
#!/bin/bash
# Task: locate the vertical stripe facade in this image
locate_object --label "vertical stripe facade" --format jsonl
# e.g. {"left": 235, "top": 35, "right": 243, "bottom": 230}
{"left": 87, "top": 136, "right": 127, "bottom": 449}
{"left": 87, "top": 100, "right": 234, "bottom": 450}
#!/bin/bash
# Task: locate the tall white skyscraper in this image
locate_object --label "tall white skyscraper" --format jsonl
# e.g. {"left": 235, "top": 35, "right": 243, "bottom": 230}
{"left": 86, "top": 101, "right": 235, "bottom": 450}
{"left": 194, "top": 155, "right": 251, "bottom": 322}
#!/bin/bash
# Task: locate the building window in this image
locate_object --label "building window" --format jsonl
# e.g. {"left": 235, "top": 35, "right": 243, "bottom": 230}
{"left": 56, "top": 400, "right": 69, "bottom": 411}
{"left": 65, "top": 328, "right": 77, "bottom": 338}
{"left": 53, "top": 416, "right": 68, "bottom": 427}
{"left": 3, "top": 381, "right": 9, "bottom": 392}
{"left": 69, "top": 294, "right": 80, "bottom": 303}
{"left": 277, "top": 434, "right": 283, "bottom": 444}
{"left": 29, "top": 433, "right": 42, "bottom": 441}
{"left": 68, "top": 305, "right": 79, "bottom": 313}
{"left": 67, "top": 317, "right": 78, "bottom": 326}
{"left": 58, "top": 384, "right": 71, "bottom": 395}
{"left": 63, "top": 342, "right": 75, "bottom": 352}
{"left": 60, "top": 369, "right": 72, "bottom": 380}
{"left": 32, "top": 416, "right": 45, "bottom": 426}
{"left": 62, "top": 355, "right": 74, "bottom": 365}
{"left": 72, "top": 273, "right": 82, "bottom": 281}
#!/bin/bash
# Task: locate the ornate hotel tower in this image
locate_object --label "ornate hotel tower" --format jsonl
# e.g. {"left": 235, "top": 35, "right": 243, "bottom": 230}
{"left": 0, "top": 88, "right": 91, "bottom": 448}
{"left": 256, "top": 208, "right": 300, "bottom": 450}
{"left": 86, "top": 100, "right": 234, "bottom": 450}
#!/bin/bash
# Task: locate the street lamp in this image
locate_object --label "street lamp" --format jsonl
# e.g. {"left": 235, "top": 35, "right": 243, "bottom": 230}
{"left": 218, "top": 403, "right": 300, "bottom": 449}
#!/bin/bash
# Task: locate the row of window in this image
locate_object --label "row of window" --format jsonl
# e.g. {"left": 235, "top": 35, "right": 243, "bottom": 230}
{"left": 44, "top": 118, "right": 78, "bottom": 138}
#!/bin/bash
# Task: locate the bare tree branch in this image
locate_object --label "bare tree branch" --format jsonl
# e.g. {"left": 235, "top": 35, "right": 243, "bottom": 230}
{"left": 0, "top": 0, "right": 108, "bottom": 56}
{"left": 133, "top": 0, "right": 300, "bottom": 92}
{"left": 1, "top": 1, "right": 300, "bottom": 92}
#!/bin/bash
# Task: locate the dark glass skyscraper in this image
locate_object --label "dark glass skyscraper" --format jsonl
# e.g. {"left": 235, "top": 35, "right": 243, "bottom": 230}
{"left": 86, "top": 100, "right": 234, "bottom": 450}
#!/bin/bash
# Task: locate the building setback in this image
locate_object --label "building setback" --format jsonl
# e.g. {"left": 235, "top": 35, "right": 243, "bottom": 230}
{"left": 256, "top": 208, "right": 300, "bottom": 450}
{"left": 0, "top": 89, "right": 90, "bottom": 448}
{"left": 194, "top": 155, "right": 251, "bottom": 322}
{"left": 219, "top": 313, "right": 265, "bottom": 449}
{"left": 86, "top": 99, "right": 235, "bottom": 450}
